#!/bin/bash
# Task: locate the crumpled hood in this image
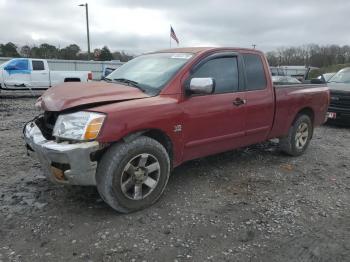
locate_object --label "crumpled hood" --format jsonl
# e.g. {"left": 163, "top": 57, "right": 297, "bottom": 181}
{"left": 327, "top": 82, "right": 350, "bottom": 93}
{"left": 37, "top": 81, "right": 150, "bottom": 111}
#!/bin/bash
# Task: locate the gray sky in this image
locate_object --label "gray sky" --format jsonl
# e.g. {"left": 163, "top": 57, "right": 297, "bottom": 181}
{"left": 1, "top": 0, "right": 349, "bottom": 54}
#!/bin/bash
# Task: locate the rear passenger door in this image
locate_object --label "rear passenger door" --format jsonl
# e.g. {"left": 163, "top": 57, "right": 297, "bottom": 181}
{"left": 30, "top": 60, "right": 50, "bottom": 88}
{"left": 242, "top": 53, "right": 274, "bottom": 144}
{"left": 182, "top": 53, "right": 247, "bottom": 161}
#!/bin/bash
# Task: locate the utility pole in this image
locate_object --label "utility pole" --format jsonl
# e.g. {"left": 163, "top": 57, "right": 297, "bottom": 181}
{"left": 79, "top": 3, "right": 91, "bottom": 60}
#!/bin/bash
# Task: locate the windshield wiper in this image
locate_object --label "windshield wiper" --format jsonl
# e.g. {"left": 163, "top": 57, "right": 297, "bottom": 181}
{"left": 113, "top": 78, "right": 145, "bottom": 91}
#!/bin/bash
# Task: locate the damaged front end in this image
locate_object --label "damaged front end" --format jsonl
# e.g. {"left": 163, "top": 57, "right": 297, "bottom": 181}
{"left": 23, "top": 81, "right": 151, "bottom": 186}
{"left": 23, "top": 113, "right": 105, "bottom": 185}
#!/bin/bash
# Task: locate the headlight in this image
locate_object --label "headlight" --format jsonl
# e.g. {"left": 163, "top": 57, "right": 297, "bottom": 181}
{"left": 53, "top": 111, "right": 106, "bottom": 141}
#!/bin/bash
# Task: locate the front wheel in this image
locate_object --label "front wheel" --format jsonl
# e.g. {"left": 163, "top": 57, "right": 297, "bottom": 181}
{"left": 96, "top": 136, "right": 170, "bottom": 213}
{"left": 280, "top": 114, "right": 313, "bottom": 156}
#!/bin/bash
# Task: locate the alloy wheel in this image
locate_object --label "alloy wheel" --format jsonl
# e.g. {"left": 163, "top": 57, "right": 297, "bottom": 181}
{"left": 295, "top": 122, "right": 309, "bottom": 150}
{"left": 120, "top": 153, "right": 161, "bottom": 200}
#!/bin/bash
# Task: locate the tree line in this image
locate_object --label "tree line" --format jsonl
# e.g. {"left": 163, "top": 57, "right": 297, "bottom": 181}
{"left": 266, "top": 44, "right": 350, "bottom": 68}
{"left": 2, "top": 42, "right": 350, "bottom": 68}
{"left": 0, "top": 42, "right": 134, "bottom": 62}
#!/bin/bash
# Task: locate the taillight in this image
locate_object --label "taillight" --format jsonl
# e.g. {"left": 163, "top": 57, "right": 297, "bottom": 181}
{"left": 88, "top": 72, "right": 93, "bottom": 80}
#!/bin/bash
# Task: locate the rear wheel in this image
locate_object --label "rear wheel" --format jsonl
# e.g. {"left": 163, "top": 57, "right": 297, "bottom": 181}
{"left": 280, "top": 114, "right": 313, "bottom": 156}
{"left": 96, "top": 136, "right": 170, "bottom": 213}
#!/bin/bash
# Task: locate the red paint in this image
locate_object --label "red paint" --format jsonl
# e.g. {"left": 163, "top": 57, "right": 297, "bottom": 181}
{"left": 39, "top": 47, "right": 330, "bottom": 167}
{"left": 39, "top": 81, "right": 149, "bottom": 112}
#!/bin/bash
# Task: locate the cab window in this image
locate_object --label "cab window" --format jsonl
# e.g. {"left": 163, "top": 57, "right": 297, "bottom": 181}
{"left": 191, "top": 57, "right": 239, "bottom": 94}
{"left": 32, "top": 60, "right": 45, "bottom": 71}
{"left": 243, "top": 54, "right": 267, "bottom": 90}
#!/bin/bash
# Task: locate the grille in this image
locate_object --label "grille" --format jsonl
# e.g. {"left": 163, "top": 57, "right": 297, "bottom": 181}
{"left": 329, "top": 91, "right": 350, "bottom": 110}
{"left": 35, "top": 111, "right": 59, "bottom": 140}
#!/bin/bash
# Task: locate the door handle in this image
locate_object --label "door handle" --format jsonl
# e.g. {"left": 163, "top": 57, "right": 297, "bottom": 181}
{"left": 232, "top": 98, "right": 246, "bottom": 106}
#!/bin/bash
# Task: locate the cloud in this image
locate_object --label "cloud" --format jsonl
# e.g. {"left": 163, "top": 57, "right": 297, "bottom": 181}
{"left": 0, "top": 0, "right": 349, "bottom": 54}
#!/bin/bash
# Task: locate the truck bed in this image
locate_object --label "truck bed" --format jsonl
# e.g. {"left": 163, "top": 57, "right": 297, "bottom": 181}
{"left": 269, "top": 84, "right": 329, "bottom": 139}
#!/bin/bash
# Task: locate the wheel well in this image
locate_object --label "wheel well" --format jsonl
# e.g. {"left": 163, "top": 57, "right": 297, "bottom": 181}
{"left": 64, "top": 78, "right": 81, "bottom": 82}
{"left": 296, "top": 107, "right": 314, "bottom": 124}
{"left": 122, "top": 129, "right": 174, "bottom": 166}
{"left": 143, "top": 129, "right": 173, "bottom": 160}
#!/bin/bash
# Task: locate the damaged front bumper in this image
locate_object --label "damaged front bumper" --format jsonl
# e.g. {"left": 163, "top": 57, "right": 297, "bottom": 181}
{"left": 23, "top": 121, "right": 100, "bottom": 185}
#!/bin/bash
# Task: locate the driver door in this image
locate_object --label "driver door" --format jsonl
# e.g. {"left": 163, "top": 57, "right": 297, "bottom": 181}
{"left": 181, "top": 53, "right": 247, "bottom": 161}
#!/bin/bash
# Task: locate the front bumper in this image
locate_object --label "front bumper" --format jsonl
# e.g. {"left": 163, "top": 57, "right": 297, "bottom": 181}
{"left": 24, "top": 121, "right": 100, "bottom": 185}
{"left": 327, "top": 106, "right": 350, "bottom": 124}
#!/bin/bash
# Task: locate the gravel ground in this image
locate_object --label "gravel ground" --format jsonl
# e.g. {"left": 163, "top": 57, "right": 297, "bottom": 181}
{"left": 0, "top": 92, "right": 349, "bottom": 262}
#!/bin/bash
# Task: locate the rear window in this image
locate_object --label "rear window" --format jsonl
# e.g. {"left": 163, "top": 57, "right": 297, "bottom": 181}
{"left": 32, "top": 60, "right": 45, "bottom": 71}
{"left": 243, "top": 54, "right": 267, "bottom": 90}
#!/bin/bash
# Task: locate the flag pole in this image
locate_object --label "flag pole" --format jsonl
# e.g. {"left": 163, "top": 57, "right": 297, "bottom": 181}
{"left": 169, "top": 25, "right": 171, "bottom": 48}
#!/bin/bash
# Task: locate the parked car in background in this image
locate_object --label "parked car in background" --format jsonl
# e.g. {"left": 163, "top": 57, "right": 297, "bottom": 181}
{"left": 317, "top": 72, "right": 336, "bottom": 83}
{"left": 270, "top": 66, "right": 319, "bottom": 82}
{"left": 327, "top": 67, "right": 350, "bottom": 124}
{"left": 101, "top": 67, "right": 117, "bottom": 80}
{"left": 101, "top": 62, "right": 122, "bottom": 80}
{"left": 280, "top": 65, "right": 319, "bottom": 80}
{"left": 0, "top": 58, "right": 92, "bottom": 91}
{"left": 24, "top": 47, "right": 329, "bottom": 213}
{"left": 270, "top": 66, "right": 285, "bottom": 76}
{"left": 272, "top": 76, "right": 301, "bottom": 85}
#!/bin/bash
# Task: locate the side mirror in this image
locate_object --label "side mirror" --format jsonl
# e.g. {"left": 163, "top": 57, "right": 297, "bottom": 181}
{"left": 310, "top": 78, "right": 325, "bottom": 84}
{"left": 189, "top": 77, "right": 215, "bottom": 95}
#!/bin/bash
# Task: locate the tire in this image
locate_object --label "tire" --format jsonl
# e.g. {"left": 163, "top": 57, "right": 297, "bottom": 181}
{"left": 280, "top": 114, "right": 313, "bottom": 156}
{"left": 96, "top": 136, "right": 170, "bottom": 213}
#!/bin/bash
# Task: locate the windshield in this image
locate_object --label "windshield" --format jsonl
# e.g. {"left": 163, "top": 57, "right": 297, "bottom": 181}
{"left": 106, "top": 52, "right": 193, "bottom": 94}
{"left": 329, "top": 68, "right": 350, "bottom": 83}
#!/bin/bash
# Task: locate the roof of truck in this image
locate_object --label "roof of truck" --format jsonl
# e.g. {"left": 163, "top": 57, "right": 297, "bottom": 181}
{"left": 155, "top": 47, "right": 262, "bottom": 54}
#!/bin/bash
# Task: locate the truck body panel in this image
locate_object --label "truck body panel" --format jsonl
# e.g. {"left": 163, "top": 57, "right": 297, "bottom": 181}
{"left": 269, "top": 84, "right": 330, "bottom": 138}
{"left": 28, "top": 47, "right": 330, "bottom": 169}
{"left": 37, "top": 81, "right": 150, "bottom": 112}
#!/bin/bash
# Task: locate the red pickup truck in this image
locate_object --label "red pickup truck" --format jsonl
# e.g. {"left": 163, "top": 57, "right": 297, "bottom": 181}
{"left": 24, "top": 47, "right": 329, "bottom": 213}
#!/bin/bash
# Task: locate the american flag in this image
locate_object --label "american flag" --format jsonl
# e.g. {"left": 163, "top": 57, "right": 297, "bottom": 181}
{"left": 170, "top": 26, "right": 179, "bottom": 44}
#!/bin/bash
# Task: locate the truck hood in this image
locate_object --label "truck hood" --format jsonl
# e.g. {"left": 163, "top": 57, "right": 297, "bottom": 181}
{"left": 37, "top": 81, "right": 150, "bottom": 111}
{"left": 327, "top": 82, "right": 350, "bottom": 93}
